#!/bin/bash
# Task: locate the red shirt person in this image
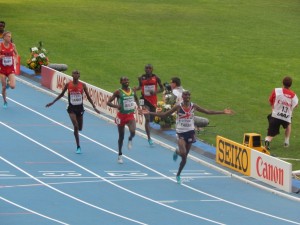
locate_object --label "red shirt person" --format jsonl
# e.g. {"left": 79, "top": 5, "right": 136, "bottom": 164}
{"left": 0, "top": 31, "right": 18, "bottom": 108}
{"left": 46, "top": 70, "right": 100, "bottom": 154}
{"left": 264, "top": 76, "right": 298, "bottom": 150}
{"left": 135, "top": 64, "right": 164, "bottom": 145}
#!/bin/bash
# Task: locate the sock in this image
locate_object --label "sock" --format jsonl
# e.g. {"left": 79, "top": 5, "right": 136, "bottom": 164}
{"left": 285, "top": 138, "right": 289, "bottom": 144}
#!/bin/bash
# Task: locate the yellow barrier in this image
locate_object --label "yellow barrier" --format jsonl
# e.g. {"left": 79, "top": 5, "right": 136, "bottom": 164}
{"left": 216, "top": 135, "right": 251, "bottom": 176}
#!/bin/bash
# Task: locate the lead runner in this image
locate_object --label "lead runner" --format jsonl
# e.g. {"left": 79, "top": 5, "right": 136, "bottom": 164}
{"left": 142, "top": 90, "right": 234, "bottom": 184}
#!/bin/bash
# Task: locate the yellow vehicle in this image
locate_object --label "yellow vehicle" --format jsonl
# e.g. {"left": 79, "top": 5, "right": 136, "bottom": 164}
{"left": 243, "top": 133, "right": 270, "bottom": 155}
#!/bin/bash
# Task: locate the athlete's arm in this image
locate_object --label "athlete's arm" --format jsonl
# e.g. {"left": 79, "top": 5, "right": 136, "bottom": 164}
{"left": 45, "top": 83, "right": 68, "bottom": 107}
{"left": 107, "top": 90, "right": 121, "bottom": 110}
{"left": 83, "top": 83, "right": 100, "bottom": 113}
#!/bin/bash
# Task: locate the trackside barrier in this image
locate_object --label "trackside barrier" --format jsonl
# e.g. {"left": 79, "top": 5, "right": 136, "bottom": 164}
{"left": 216, "top": 135, "right": 292, "bottom": 193}
{"left": 40, "top": 65, "right": 146, "bottom": 130}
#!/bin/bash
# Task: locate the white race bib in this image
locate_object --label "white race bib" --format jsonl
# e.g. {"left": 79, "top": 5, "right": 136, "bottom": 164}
{"left": 2, "top": 56, "right": 13, "bottom": 66}
{"left": 123, "top": 98, "right": 135, "bottom": 111}
{"left": 144, "top": 85, "right": 155, "bottom": 96}
{"left": 178, "top": 119, "right": 193, "bottom": 128}
{"left": 70, "top": 93, "right": 83, "bottom": 105}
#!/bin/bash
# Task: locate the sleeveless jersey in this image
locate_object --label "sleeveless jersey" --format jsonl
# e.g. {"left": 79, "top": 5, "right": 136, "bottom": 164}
{"left": 271, "top": 88, "right": 298, "bottom": 123}
{"left": 67, "top": 81, "right": 84, "bottom": 106}
{"left": 141, "top": 75, "right": 158, "bottom": 107}
{"left": 118, "top": 88, "right": 135, "bottom": 114}
{"left": 176, "top": 102, "right": 195, "bottom": 133}
{"left": 0, "top": 42, "right": 14, "bottom": 67}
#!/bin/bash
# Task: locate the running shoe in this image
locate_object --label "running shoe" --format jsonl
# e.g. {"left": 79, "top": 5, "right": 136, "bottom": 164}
{"left": 127, "top": 140, "right": 132, "bottom": 150}
{"left": 284, "top": 142, "right": 289, "bottom": 148}
{"left": 118, "top": 155, "right": 123, "bottom": 164}
{"left": 76, "top": 147, "right": 81, "bottom": 154}
{"left": 148, "top": 139, "right": 153, "bottom": 146}
{"left": 176, "top": 175, "right": 181, "bottom": 184}
{"left": 3, "top": 102, "right": 7, "bottom": 109}
{"left": 173, "top": 151, "right": 178, "bottom": 161}
{"left": 264, "top": 140, "right": 270, "bottom": 150}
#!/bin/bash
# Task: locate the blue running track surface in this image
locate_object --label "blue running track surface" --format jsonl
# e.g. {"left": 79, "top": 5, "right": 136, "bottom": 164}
{"left": 0, "top": 76, "right": 299, "bottom": 225}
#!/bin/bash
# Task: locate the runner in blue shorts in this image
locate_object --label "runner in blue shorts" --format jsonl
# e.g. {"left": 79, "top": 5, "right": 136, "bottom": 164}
{"left": 143, "top": 90, "right": 234, "bottom": 184}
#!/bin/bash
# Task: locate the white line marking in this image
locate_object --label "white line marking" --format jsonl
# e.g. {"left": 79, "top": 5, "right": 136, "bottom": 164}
{"left": 15, "top": 77, "right": 300, "bottom": 201}
{"left": 0, "top": 196, "right": 69, "bottom": 225}
{"left": 278, "top": 157, "right": 300, "bottom": 161}
{"left": 5, "top": 78, "right": 300, "bottom": 225}
{"left": 1, "top": 121, "right": 226, "bottom": 225}
{"left": 159, "top": 199, "right": 221, "bottom": 204}
{"left": 0, "top": 123, "right": 148, "bottom": 225}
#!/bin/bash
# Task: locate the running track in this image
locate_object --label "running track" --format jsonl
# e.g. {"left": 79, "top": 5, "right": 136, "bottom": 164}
{"left": 0, "top": 75, "right": 299, "bottom": 225}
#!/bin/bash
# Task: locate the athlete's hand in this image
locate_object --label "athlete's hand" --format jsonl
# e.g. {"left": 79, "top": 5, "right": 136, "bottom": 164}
{"left": 141, "top": 108, "right": 150, "bottom": 115}
{"left": 45, "top": 102, "right": 53, "bottom": 108}
{"left": 224, "top": 108, "right": 235, "bottom": 115}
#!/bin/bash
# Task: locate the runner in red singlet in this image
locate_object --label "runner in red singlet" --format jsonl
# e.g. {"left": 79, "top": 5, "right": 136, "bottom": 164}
{"left": 134, "top": 64, "right": 164, "bottom": 146}
{"left": 45, "top": 70, "right": 100, "bottom": 154}
{"left": 0, "top": 31, "right": 18, "bottom": 108}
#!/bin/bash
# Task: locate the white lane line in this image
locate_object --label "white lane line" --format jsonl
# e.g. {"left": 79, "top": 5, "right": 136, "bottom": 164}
{"left": 0, "top": 176, "right": 231, "bottom": 189}
{"left": 5, "top": 79, "right": 300, "bottom": 224}
{"left": 159, "top": 200, "right": 221, "bottom": 204}
{"left": 15, "top": 77, "right": 300, "bottom": 201}
{"left": 5, "top": 96, "right": 300, "bottom": 225}
{"left": 1, "top": 120, "right": 226, "bottom": 225}
{"left": 0, "top": 195, "right": 69, "bottom": 225}
{"left": 0, "top": 122, "right": 148, "bottom": 225}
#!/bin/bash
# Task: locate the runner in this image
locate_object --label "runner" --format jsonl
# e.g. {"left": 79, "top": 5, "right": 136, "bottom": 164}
{"left": 0, "top": 31, "right": 18, "bottom": 108}
{"left": 142, "top": 90, "right": 234, "bottom": 184}
{"left": 107, "top": 76, "right": 140, "bottom": 163}
{"left": 46, "top": 70, "right": 100, "bottom": 153}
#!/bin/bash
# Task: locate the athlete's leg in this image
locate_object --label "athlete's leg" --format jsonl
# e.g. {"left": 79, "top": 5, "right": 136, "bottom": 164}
{"left": 7, "top": 73, "right": 15, "bottom": 89}
{"left": 127, "top": 119, "right": 136, "bottom": 140}
{"left": 126, "top": 119, "right": 136, "bottom": 150}
{"left": 0, "top": 74, "right": 7, "bottom": 103}
{"left": 77, "top": 114, "right": 83, "bottom": 131}
{"left": 69, "top": 112, "right": 80, "bottom": 147}
{"left": 284, "top": 123, "right": 291, "bottom": 146}
{"left": 176, "top": 138, "right": 187, "bottom": 177}
{"left": 118, "top": 125, "right": 125, "bottom": 155}
{"left": 143, "top": 105, "right": 151, "bottom": 140}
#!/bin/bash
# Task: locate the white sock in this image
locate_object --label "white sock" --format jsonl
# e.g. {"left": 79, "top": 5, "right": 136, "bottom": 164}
{"left": 285, "top": 138, "right": 289, "bottom": 144}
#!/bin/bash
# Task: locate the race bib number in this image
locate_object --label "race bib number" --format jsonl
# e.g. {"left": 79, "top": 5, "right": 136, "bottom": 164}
{"left": 123, "top": 98, "right": 135, "bottom": 111}
{"left": 70, "top": 93, "right": 83, "bottom": 105}
{"left": 179, "top": 119, "right": 193, "bottom": 128}
{"left": 144, "top": 85, "right": 155, "bottom": 96}
{"left": 139, "top": 99, "right": 144, "bottom": 106}
{"left": 2, "top": 56, "right": 13, "bottom": 66}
